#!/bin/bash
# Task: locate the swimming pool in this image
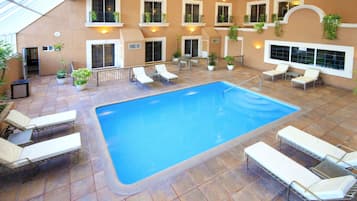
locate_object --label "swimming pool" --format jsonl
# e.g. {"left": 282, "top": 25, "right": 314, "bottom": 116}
{"left": 96, "top": 81, "right": 299, "bottom": 185}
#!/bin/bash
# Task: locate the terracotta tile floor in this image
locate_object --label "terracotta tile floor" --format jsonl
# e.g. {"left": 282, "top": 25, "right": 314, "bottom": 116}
{"left": 1, "top": 63, "right": 356, "bottom": 201}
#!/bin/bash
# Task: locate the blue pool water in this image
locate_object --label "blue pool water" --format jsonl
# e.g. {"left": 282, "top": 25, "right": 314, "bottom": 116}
{"left": 96, "top": 81, "right": 299, "bottom": 184}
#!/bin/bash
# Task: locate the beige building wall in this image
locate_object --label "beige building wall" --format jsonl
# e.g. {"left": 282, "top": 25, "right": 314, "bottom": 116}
{"left": 16, "top": 0, "right": 357, "bottom": 89}
{"left": 226, "top": 7, "right": 357, "bottom": 89}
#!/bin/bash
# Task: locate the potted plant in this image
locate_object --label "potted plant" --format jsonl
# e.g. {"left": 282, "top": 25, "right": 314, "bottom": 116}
{"left": 53, "top": 43, "right": 63, "bottom": 51}
{"left": 219, "top": 14, "right": 225, "bottom": 23}
{"left": 172, "top": 50, "right": 181, "bottom": 62}
{"left": 207, "top": 53, "right": 217, "bottom": 71}
{"left": 186, "top": 14, "right": 193, "bottom": 23}
{"left": 56, "top": 69, "right": 67, "bottom": 84}
{"left": 228, "top": 26, "right": 238, "bottom": 41}
{"left": 244, "top": 15, "right": 250, "bottom": 23}
{"left": 89, "top": 10, "right": 97, "bottom": 22}
{"left": 224, "top": 56, "right": 235, "bottom": 71}
{"left": 71, "top": 68, "right": 92, "bottom": 91}
{"left": 113, "top": 12, "right": 120, "bottom": 23}
{"left": 162, "top": 13, "right": 167, "bottom": 23}
{"left": 144, "top": 12, "right": 151, "bottom": 23}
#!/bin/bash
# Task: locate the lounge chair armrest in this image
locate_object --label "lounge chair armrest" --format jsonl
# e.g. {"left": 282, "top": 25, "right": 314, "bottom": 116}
{"left": 337, "top": 144, "right": 356, "bottom": 152}
{"left": 26, "top": 124, "right": 37, "bottom": 130}
{"left": 325, "top": 154, "right": 357, "bottom": 170}
{"left": 5, "top": 157, "right": 33, "bottom": 167}
{"left": 289, "top": 180, "right": 322, "bottom": 201}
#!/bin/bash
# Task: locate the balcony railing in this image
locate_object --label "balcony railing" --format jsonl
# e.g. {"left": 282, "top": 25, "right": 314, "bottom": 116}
{"left": 184, "top": 14, "right": 204, "bottom": 23}
{"left": 86, "top": 11, "right": 123, "bottom": 27}
{"left": 216, "top": 15, "right": 233, "bottom": 23}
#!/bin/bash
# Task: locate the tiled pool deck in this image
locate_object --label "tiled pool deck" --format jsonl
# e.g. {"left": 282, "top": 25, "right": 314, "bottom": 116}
{"left": 0, "top": 64, "right": 356, "bottom": 201}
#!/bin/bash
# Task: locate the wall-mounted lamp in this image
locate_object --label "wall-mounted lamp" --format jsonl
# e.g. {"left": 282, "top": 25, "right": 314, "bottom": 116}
{"left": 189, "top": 27, "right": 195, "bottom": 33}
{"left": 101, "top": 29, "right": 109, "bottom": 34}
{"left": 151, "top": 28, "right": 157, "bottom": 33}
{"left": 254, "top": 43, "right": 262, "bottom": 49}
{"left": 291, "top": 0, "right": 300, "bottom": 6}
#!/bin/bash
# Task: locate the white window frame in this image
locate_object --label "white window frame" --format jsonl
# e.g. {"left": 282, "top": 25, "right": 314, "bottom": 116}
{"left": 145, "top": 37, "right": 166, "bottom": 62}
{"left": 181, "top": 36, "right": 202, "bottom": 57}
{"left": 139, "top": 0, "right": 167, "bottom": 24}
{"left": 182, "top": 0, "right": 203, "bottom": 25}
{"left": 273, "top": 0, "right": 304, "bottom": 20}
{"left": 246, "top": 0, "right": 269, "bottom": 24}
{"left": 264, "top": 40, "right": 354, "bottom": 79}
{"left": 85, "top": 0, "right": 122, "bottom": 27}
{"left": 215, "top": 2, "right": 232, "bottom": 25}
{"left": 86, "top": 39, "right": 121, "bottom": 70}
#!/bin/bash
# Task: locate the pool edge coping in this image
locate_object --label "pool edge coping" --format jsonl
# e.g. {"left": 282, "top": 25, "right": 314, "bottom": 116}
{"left": 90, "top": 80, "right": 305, "bottom": 195}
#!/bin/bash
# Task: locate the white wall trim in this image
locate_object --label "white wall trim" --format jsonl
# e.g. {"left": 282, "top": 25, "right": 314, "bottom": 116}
{"left": 264, "top": 40, "right": 354, "bottom": 79}
{"left": 182, "top": 0, "right": 203, "bottom": 23}
{"left": 215, "top": 2, "right": 232, "bottom": 24}
{"left": 86, "top": 39, "right": 121, "bottom": 69}
{"left": 145, "top": 37, "right": 167, "bottom": 62}
{"left": 340, "top": 23, "right": 357, "bottom": 28}
{"left": 246, "top": 0, "right": 268, "bottom": 22}
{"left": 86, "top": 0, "right": 121, "bottom": 23}
{"left": 140, "top": 0, "right": 167, "bottom": 23}
{"left": 224, "top": 36, "right": 244, "bottom": 57}
{"left": 273, "top": 0, "right": 304, "bottom": 17}
{"left": 181, "top": 35, "right": 202, "bottom": 57}
{"left": 282, "top": 4, "right": 325, "bottom": 24}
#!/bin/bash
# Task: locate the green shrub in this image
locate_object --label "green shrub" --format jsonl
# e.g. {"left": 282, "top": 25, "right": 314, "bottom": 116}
{"left": 71, "top": 68, "right": 92, "bottom": 86}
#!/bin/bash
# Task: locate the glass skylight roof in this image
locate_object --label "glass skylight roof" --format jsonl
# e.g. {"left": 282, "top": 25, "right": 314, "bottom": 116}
{"left": 0, "top": 0, "right": 63, "bottom": 35}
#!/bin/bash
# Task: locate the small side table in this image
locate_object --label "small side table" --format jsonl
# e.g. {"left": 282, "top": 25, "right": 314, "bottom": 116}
{"left": 8, "top": 129, "right": 33, "bottom": 146}
{"left": 310, "top": 159, "right": 355, "bottom": 179}
{"left": 285, "top": 72, "right": 301, "bottom": 80}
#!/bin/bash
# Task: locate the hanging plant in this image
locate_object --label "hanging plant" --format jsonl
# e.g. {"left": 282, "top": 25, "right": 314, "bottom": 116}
{"left": 254, "top": 22, "right": 265, "bottom": 33}
{"left": 228, "top": 26, "right": 239, "bottom": 41}
{"left": 323, "top": 14, "right": 341, "bottom": 40}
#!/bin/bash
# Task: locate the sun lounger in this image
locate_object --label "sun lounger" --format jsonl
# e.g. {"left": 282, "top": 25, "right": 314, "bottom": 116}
{"left": 291, "top": 69, "right": 320, "bottom": 90}
{"left": 132, "top": 67, "right": 154, "bottom": 84}
{"left": 0, "top": 133, "right": 81, "bottom": 173}
{"left": 5, "top": 109, "right": 76, "bottom": 133}
{"left": 262, "top": 63, "right": 289, "bottom": 81}
{"left": 155, "top": 64, "right": 178, "bottom": 82}
{"left": 277, "top": 125, "right": 357, "bottom": 169}
{"left": 244, "top": 141, "right": 357, "bottom": 200}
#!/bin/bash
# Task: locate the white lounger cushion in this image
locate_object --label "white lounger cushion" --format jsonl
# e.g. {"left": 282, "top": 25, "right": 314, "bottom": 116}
{"left": 5, "top": 110, "right": 77, "bottom": 130}
{"left": 291, "top": 69, "right": 319, "bottom": 84}
{"left": 155, "top": 64, "right": 178, "bottom": 80}
{"left": 278, "top": 126, "right": 357, "bottom": 168}
{"left": 309, "top": 176, "right": 356, "bottom": 200}
{"left": 245, "top": 142, "right": 356, "bottom": 200}
{"left": 133, "top": 67, "right": 154, "bottom": 84}
{"left": 263, "top": 64, "right": 289, "bottom": 77}
{"left": 0, "top": 133, "right": 81, "bottom": 168}
{"left": 245, "top": 142, "right": 320, "bottom": 199}
{"left": 0, "top": 138, "right": 22, "bottom": 165}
